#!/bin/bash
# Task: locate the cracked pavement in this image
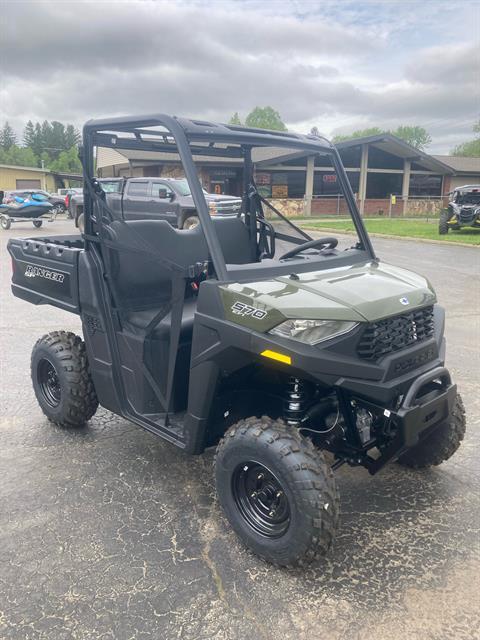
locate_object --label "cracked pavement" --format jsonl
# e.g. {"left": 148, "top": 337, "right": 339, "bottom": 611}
{"left": 0, "top": 220, "right": 479, "bottom": 639}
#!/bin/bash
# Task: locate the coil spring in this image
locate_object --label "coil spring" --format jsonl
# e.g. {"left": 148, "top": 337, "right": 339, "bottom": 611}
{"left": 284, "top": 377, "right": 311, "bottom": 425}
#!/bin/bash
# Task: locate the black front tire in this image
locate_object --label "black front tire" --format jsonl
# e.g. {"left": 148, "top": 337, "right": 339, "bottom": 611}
{"left": 398, "top": 393, "right": 466, "bottom": 468}
{"left": 31, "top": 331, "right": 98, "bottom": 427}
{"left": 215, "top": 416, "right": 339, "bottom": 567}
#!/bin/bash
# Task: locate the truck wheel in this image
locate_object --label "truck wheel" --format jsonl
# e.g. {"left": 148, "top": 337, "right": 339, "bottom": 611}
{"left": 31, "top": 331, "right": 98, "bottom": 428}
{"left": 215, "top": 416, "right": 339, "bottom": 567}
{"left": 398, "top": 393, "right": 466, "bottom": 469}
{"left": 77, "top": 213, "right": 85, "bottom": 233}
{"left": 439, "top": 211, "right": 449, "bottom": 235}
{"left": 0, "top": 216, "right": 11, "bottom": 230}
{"left": 33, "top": 220, "right": 43, "bottom": 228}
{"left": 182, "top": 215, "right": 199, "bottom": 230}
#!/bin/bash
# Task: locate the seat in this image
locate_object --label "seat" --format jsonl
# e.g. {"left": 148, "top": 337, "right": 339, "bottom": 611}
{"left": 104, "top": 216, "right": 253, "bottom": 340}
{"left": 210, "top": 216, "right": 252, "bottom": 264}
{"left": 122, "top": 297, "right": 197, "bottom": 340}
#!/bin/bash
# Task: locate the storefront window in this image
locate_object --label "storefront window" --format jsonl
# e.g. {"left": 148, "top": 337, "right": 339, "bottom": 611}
{"left": 366, "top": 173, "right": 402, "bottom": 198}
{"left": 409, "top": 174, "right": 442, "bottom": 197}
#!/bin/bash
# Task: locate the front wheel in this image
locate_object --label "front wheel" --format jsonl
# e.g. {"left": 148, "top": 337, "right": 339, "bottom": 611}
{"left": 398, "top": 393, "right": 466, "bottom": 468}
{"left": 33, "top": 220, "right": 43, "bottom": 228}
{"left": 181, "top": 215, "right": 199, "bottom": 230}
{"left": 215, "top": 417, "right": 339, "bottom": 567}
{"left": 439, "top": 211, "right": 449, "bottom": 235}
{"left": 31, "top": 331, "right": 98, "bottom": 427}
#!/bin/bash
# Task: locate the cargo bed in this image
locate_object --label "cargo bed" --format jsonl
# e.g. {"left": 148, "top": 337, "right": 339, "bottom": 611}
{"left": 7, "top": 235, "right": 84, "bottom": 313}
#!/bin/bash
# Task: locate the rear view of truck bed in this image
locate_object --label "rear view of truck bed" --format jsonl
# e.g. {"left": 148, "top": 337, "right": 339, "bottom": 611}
{"left": 8, "top": 235, "right": 84, "bottom": 313}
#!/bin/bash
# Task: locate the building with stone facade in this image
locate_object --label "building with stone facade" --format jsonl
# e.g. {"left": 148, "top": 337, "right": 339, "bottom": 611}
{"left": 96, "top": 133, "right": 480, "bottom": 217}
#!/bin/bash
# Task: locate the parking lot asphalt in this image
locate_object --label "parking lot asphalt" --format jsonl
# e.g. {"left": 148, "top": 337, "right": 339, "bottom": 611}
{"left": 1, "top": 219, "right": 479, "bottom": 640}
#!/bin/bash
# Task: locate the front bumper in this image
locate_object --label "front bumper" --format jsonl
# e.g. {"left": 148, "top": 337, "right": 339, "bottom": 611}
{"left": 366, "top": 366, "right": 457, "bottom": 473}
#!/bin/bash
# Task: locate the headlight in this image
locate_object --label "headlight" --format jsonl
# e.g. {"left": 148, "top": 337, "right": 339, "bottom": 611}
{"left": 209, "top": 202, "right": 218, "bottom": 215}
{"left": 269, "top": 319, "right": 359, "bottom": 345}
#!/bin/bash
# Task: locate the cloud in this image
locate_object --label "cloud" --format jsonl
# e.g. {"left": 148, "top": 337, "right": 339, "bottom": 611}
{"left": 0, "top": 0, "right": 478, "bottom": 153}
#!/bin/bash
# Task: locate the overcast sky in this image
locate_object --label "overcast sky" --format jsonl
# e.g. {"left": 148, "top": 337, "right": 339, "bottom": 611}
{"left": 1, "top": 0, "right": 479, "bottom": 153}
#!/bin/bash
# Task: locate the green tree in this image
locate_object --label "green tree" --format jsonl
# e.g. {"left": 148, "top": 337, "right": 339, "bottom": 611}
{"left": 23, "top": 120, "right": 35, "bottom": 147}
{"left": 392, "top": 125, "right": 431, "bottom": 150}
{"left": 229, "top": 112, "right": 242, "bottom": 125}
{"left": 0, "top": 144, "right": 38, "bottom": 167}
{"left": 65, "top": 124, "right": 80, "bottom": 148}
{"left": 332, "top": 127, "right": 384, "bottom": 143}
{"left": 31, "top": 122, "right": 43, "bottom": 157}
{"left": 245, "top": 106, "right": 287, "bottom": 131}
{"left": 0, "top": 121, "right": 17, "bottom": 149}
{"left": 452, "top": 120, "right": 480, "bottom": 157}
{"left": 48, "top": 146, "right": 82, "bottom": 173}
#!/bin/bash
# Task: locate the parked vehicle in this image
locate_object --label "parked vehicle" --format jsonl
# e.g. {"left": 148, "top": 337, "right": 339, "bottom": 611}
{"left": 70, "top": 177, "right": 242, "bottom": 232}
{"left": 0, "top": 192, "right": 53, "bottom": 230}
{"left": 3, "top": 189, "right": 67, "bottom": 215}
{"left": 57, "top": 187, "right": 82, "bottom": 197}
{"left": 8, "top": 114, "right": 466, "bottom": 568}
{"left": 64, "top": 188, "right": 83, "bottom": 218}
{"left": 439, "top": 185, "right": 480, "bottom": 234}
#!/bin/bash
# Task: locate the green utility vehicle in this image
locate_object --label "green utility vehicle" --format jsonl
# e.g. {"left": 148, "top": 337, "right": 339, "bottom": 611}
{"left": 8, "top": 115, "right": 466, "bottom": 567}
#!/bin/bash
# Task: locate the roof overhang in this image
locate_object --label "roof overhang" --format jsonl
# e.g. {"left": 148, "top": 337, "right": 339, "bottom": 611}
{"left": 336, "top": 134, "right": 453, "bottom": 174}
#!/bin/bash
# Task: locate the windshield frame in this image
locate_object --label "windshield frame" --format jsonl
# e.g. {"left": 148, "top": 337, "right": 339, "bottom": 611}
{"left": 83, "top": 114, "right": 376, "bottom": 281}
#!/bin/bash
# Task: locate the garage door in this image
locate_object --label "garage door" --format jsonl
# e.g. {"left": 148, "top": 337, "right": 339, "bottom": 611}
{"left": 16, "top": 179, "right": 41, "bottom": 189}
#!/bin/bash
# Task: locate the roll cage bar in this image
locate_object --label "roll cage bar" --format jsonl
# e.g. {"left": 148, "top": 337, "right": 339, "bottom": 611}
{"left": 81, "top": 113, "right": 376, "bottom": 279}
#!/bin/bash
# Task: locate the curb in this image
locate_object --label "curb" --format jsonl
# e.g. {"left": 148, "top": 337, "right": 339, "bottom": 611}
{"left": 300, "top": 225, "right": 480, "bottom": 249}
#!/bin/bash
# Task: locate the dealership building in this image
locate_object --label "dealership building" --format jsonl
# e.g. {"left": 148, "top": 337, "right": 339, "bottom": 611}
{"left": 97, "top": 133, "right": 480, "bottom": 216}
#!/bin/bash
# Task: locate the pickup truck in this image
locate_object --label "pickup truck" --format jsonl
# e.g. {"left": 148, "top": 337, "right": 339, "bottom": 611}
{"left": 70, "top": 177, "right": 242, "bottom": 231}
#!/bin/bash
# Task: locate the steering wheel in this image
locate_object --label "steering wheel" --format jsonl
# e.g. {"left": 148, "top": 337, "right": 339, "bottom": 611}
{"left": 279, "top": 237, "right": 338, "bottom": 260}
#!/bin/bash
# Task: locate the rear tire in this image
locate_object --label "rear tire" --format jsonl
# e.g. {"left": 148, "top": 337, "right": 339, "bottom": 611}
{"left": 0, "top": 216, "right": 11, "bottom": 230}
{"left": 439, "top": 211, "right": 449, "bottom": 235}
{"left": 33, "top": 220, "right": 43, "bottom": 228}
{"left": 215, "top": 416, "right": 339, "bottom": 567}
{"left": 398, "top": 393, "right": 466, "bottom": 468}
{"left": 31, "top": 331, "right": 98, "bottom": 427}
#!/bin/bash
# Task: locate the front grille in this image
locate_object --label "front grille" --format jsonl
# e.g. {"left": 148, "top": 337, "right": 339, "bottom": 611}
{"left": 459, "top": 208, "right": 475, "bottom": 223}
{"left": 357, "top": 306, "right": 434, "bottom": 361}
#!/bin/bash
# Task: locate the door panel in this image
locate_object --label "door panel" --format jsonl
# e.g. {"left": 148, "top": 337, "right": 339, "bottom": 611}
{"left": 124, "top": 181, "right": 152, "bottom": 220}
{"left": 150, "top": 181, "right": 179, "bottom": 226}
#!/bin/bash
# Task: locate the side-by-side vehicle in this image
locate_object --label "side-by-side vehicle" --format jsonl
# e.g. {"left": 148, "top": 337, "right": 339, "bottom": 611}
{"left": 7, "top": 115, "right": 466, "bottom": 567}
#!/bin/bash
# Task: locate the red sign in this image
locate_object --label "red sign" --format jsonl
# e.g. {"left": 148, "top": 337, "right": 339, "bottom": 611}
{"left": 323, "top": 174, "right": 337, "bottom": 183}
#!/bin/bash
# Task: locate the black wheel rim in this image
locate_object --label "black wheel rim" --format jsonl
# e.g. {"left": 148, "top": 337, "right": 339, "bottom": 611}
{"left": 232, "top": 461, "right": 290, "bottom": 538}
{"left": 37, "top": 358, "right": 61, "bottom": 408}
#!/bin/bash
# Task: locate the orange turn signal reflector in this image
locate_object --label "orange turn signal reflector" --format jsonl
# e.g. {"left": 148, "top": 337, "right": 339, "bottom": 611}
{"left": 260, "top": 350, "right": 291, "bottom": 365}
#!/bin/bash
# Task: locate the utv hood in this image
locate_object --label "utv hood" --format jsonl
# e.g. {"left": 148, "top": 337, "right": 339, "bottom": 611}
{"left": 221, "top": 261, "right": 436, "bottom": 330}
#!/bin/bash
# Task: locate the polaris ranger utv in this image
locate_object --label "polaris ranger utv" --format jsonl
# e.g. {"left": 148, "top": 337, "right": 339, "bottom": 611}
{"left": 8, "top": 115, "right": 466, "bottom": 567}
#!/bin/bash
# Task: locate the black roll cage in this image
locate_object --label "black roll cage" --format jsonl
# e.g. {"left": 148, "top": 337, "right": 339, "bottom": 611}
{"left": 81, "top": 113, "right": 376, "bottom": 277}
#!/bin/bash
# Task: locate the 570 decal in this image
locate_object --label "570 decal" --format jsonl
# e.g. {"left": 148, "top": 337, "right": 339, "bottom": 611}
{"left": 231, "top": 301, "right": 267, "bottom": 319}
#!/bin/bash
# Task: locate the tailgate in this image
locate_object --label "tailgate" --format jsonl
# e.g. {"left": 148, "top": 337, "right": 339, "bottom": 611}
{"left": 7, "top": 236, "right": 82, "bottom": 313}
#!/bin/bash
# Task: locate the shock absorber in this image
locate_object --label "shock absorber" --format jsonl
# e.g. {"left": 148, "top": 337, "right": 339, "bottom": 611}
{"left": 284, "top": 377, "right": 312, "bottom": 426}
